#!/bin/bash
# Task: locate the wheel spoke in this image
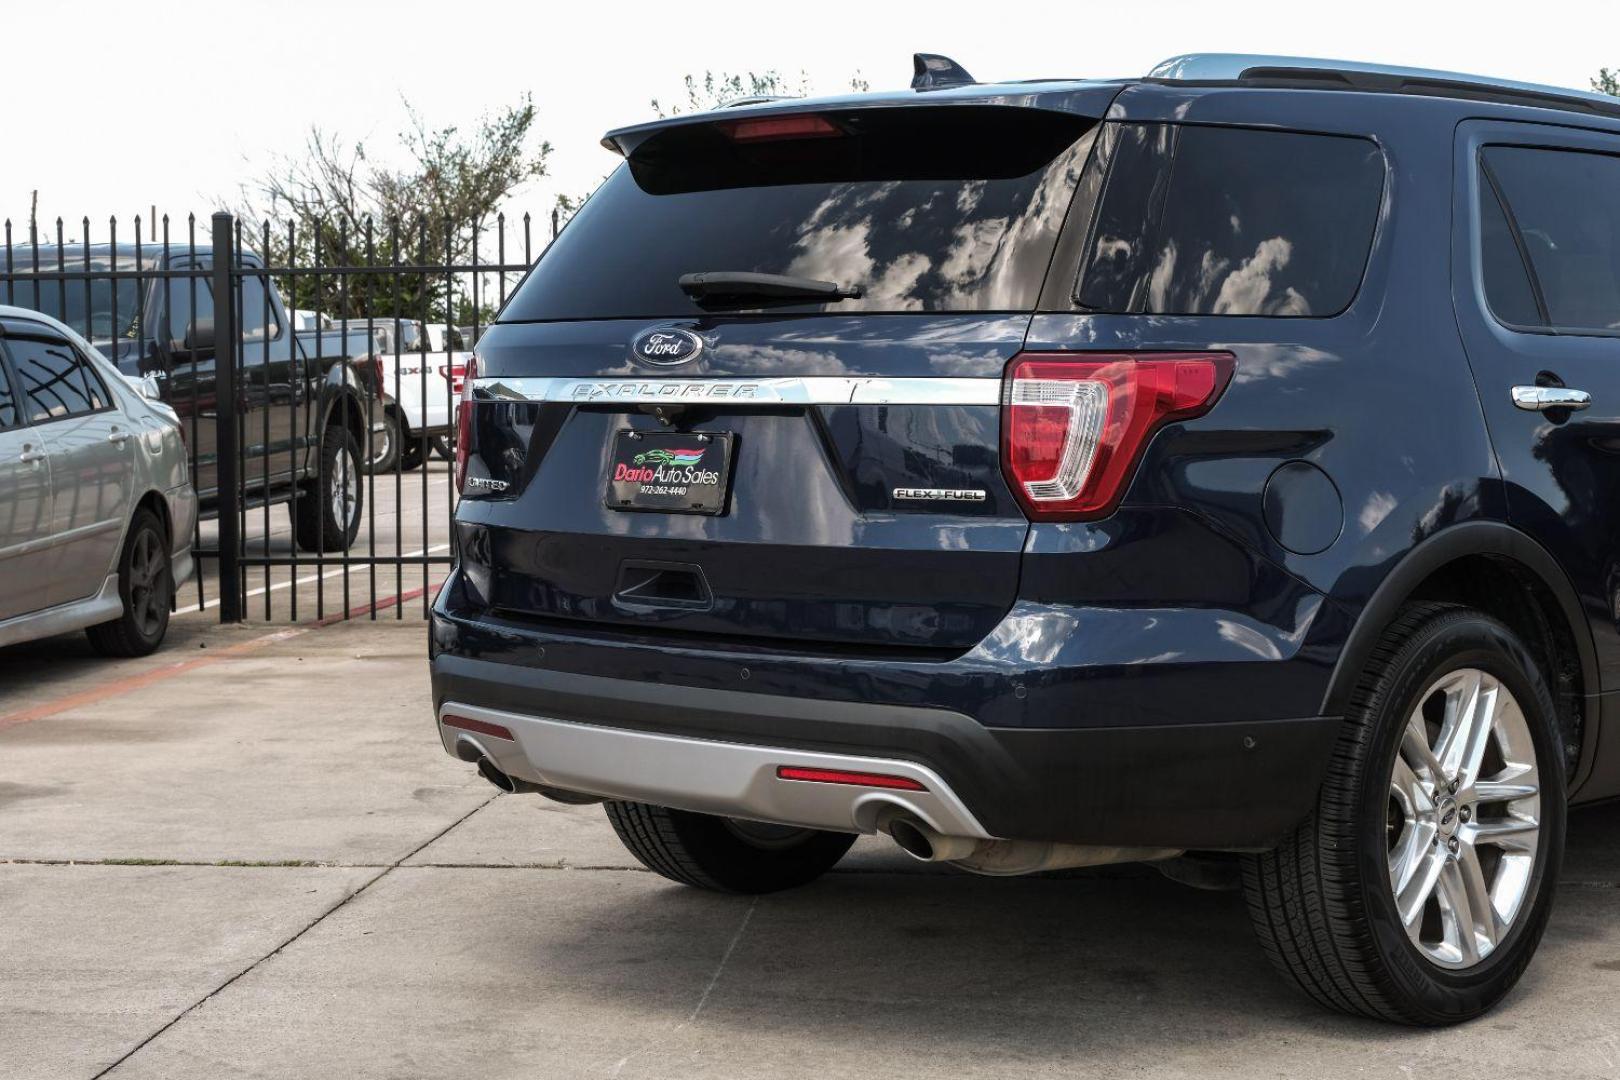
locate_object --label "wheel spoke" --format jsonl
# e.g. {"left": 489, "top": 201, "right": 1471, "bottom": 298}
{"left": 1438, "top": 671, "right": 1493, "bottom": 782}
{"left": 1402, "top": 712, "right": 1445, "bottom": 784}
{"left": 1398, "top": 846, "right": 1446, "bottom": 930}
{"left": 1456, "top": 844, "right": 1500, "bottom": 950}
{"left": 1390, "top": 754, "right": 1425, "bottom": 814}
{"left": 1474, "top": 779, "right": 1538, "bottom": 803}
{"left": 1436, "top": 859, "right": 1483, "bottom": 966}
{"left": 1389, "top": 818, "right": 1436, "bottom": 899}
{"left": 1469, "top": 816, "right": 1538, "bottom": 851}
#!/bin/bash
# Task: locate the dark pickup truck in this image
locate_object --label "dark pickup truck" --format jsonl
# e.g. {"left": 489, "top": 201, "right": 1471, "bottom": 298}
{"left": 2, "top": 244, "right": 375, "bottom": 551}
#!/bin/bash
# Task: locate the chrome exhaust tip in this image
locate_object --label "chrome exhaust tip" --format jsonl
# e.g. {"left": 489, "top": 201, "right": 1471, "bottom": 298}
{"left": 884, "top": 815, "right": 978, "bottom": 863}
{"left": 476, "top": 755, "right": 522, "bottom": 793}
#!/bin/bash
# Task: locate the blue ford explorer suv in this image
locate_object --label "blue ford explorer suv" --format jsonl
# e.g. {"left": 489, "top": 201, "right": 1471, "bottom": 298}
{"left": 431, "top": 53, "right": 1620, "bottom": 1023}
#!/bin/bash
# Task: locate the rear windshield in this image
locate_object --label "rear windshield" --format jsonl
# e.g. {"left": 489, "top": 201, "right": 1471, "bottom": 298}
{"left": 501, "top": 106, "right": 1097, "bottom": 321}
{"left": 1078, "top": 125, "right": 1385, "bottom": 317}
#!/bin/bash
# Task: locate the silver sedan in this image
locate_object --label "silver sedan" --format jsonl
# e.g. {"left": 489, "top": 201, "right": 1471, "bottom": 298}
{"left": 0, "top": 305, "right": 196, "bottom": 655}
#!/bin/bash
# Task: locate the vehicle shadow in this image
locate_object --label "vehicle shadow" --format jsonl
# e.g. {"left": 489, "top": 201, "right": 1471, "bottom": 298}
{"left": 498, "top": 804, "right": 1620, "bottom": 1072}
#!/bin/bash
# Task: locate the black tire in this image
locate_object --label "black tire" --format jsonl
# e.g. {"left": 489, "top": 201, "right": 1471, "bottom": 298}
{"left": 400, "top": 436, "right": 427, "bottom": 472}
{"left": 430, "top": 435, "right": 454, "bottom": 462}
{"left": 86, "top": 507, "right": 172, "bottom": 657}
{"left": 604, "top": 801, "right": 856, "bottom": 894}
{"left": 363, "top": 412, "right": 401, "bottom": 475}
{"left": 1243, "top": 603, "right": 1566, "bottom": 1024}
{"left": 292, "top": 426, "right": 363, "bottom": 553}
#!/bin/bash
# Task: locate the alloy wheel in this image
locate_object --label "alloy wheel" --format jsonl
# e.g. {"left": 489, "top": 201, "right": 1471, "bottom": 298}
{"left": 128, "top": 528, "right": 169, "bottom": 637}
{"left": 1387, "top": 667, "right": 1542, "bottom": 969}
{"left": 332, "top": 444, "right": 359, "bottom": 528}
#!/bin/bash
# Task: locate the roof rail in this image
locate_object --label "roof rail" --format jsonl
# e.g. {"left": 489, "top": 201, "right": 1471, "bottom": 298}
{"left": 1148, "top": 53, "right": 1620, "bottom": 119}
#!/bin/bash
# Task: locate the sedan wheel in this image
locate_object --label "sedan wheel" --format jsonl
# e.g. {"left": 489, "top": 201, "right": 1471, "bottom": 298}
{"left": 86, "top": 507, "right": 172, "bottom": 657}
{"left": 127, "top": 526, "right": 170, "bottom": 639}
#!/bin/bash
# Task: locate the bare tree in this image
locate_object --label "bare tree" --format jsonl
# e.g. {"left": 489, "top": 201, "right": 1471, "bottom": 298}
{"left": 238, "top": 96, "right": 550, "bottom": 320}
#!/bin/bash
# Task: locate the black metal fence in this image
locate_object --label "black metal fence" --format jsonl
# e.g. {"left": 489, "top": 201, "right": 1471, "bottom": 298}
{"left": 1, "top": 209, "right": 539, "bottom": 623}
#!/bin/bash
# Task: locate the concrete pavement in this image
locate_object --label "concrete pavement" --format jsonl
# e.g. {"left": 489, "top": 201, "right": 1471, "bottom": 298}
{"left": 5, "top": 617, "right": 1620, "bottom": 1079}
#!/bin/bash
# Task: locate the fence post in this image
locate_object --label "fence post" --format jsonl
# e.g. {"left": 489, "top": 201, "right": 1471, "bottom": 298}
{"left": 211, "top": 211, "right": 243, "bottom": 623}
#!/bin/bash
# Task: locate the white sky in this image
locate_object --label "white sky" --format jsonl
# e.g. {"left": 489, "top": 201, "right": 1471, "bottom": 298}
{"left": 5, "top": 0, "right": 1617, "bottom": 243}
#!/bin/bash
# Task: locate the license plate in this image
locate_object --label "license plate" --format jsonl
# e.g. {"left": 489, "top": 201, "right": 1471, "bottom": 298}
{"left": 605, "top": 431, "right": 733, "bottom": 515}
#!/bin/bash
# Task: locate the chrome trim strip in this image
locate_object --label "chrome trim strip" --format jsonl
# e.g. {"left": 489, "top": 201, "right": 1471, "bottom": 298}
{"left": 475, "top": 375, "right": 1002, "bottom": 406}
{"left": 436, "top": 701, "right": 992, "bottom": 838}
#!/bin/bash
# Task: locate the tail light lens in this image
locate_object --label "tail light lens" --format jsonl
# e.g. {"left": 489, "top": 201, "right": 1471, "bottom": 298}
{"left": 454, "top": 353, "right": 478, "bottom": 494}
{"left": 1001, "top": 352, "right": 1234, "bottom": 521}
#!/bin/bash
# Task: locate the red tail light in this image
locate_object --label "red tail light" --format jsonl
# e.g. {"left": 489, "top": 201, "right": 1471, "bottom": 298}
{"left": 445, "top": 364, "right": 467, "bottom": 394}
{"left": 719, "top": 114, "right": 842, "bottom": 143}
{"left": 1001, "top": 352, "right": 1234, "bottom": 521}
{"left": 454, "top": 353, "right": 478, "bottom": 494}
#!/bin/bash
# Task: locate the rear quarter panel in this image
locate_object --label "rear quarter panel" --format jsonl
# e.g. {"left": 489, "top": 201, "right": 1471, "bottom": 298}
{"left": 1019, "top": 89, "right": 1502, "bottom": 718}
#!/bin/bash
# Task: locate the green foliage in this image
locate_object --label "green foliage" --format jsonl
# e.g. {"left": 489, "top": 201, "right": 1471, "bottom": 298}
{"left": 1595, "top": 68, "right": 1620, "bottom": 96}
{"left": 238, "top": 97, "right": 550, "bottom": 321}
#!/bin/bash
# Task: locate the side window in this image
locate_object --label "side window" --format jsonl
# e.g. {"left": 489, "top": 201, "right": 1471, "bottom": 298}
{"left": 9, "top": 337, "right": 106, "bottom": 423}
{"left": 1078, "top": 125, "right": 1385, "bottom": 317}
{"left": 164, "top": 270, "right": 215, "bottom": 348}
{"left": 0, "top": 355, "right": 18, "bottom": 429}
{"left": 77, "top": 348, "right": 111, "bottom": 410}
{"left": 237, "top": 269, "right": 282, "bottom": 345}
{"left": 1484, "top": 145, "right": 1620, "bottom": 333}
{"left": 1477, "top": 170, "right": 1544, "bottom": 328}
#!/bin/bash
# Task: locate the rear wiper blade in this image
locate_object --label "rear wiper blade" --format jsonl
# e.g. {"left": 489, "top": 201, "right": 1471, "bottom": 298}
{"left": 678, "top": 271, "right": 863, "bottom": 305}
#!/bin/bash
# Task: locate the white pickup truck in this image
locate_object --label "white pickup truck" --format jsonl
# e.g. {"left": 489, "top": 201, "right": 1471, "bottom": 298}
{"left": 296, "top": 318, "right": 470, "bottom": 472}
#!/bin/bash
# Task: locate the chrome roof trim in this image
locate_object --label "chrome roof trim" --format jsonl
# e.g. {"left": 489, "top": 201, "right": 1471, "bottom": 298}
{"left": 1148, "top": 53, "right": 1617, "bottom": 112}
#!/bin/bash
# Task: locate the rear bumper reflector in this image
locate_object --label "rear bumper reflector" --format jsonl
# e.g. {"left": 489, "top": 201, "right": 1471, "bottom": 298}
{"left": 775, "top": 765, "right": 927, "bottom": 791}
{"left": 442, "top": 714, "right": 516, "bottom": 741}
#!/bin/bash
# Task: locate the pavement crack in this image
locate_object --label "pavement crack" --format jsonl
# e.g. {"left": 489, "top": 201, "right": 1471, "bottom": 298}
{"left": 686, "top": 895, "right": 756, "bottom": 1025}
{"left": 89, "top": 793, "right": 498, "bottom": 1079}
{"left": 608, "top": 895, "right": 758, "bottom": 1078}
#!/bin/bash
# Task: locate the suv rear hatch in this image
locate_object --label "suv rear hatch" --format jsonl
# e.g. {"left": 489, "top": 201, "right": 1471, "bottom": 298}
{"left": 459, "top": 93, "right": 1115, "bottom": 654}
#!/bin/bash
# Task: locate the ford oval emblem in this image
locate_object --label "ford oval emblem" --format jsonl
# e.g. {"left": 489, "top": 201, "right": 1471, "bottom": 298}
{"left": 631, "top": 326, "right": 704, "bottom": 367}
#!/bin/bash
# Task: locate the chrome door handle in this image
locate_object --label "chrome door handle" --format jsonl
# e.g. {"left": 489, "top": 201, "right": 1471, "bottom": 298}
{"left": 107, "top": 430, "right": 132, "bottom": 444}
{"left": 18, "top": 448, "right": 45, "bottom": 463}
{"left": 1512, "top": 386, "right": 1592, "bottom": 412}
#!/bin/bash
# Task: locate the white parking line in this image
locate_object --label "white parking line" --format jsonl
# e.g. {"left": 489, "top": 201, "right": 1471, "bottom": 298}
{"left": 174, "top": 542, "right": 452, "bottom": 615}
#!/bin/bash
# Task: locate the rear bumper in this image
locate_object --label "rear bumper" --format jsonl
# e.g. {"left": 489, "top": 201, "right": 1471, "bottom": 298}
{"left": 431, "top": 643, "right": 1341, "bottom": 850}
{"left": 439, "top": 701, "right": 991, "bottom": 838}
